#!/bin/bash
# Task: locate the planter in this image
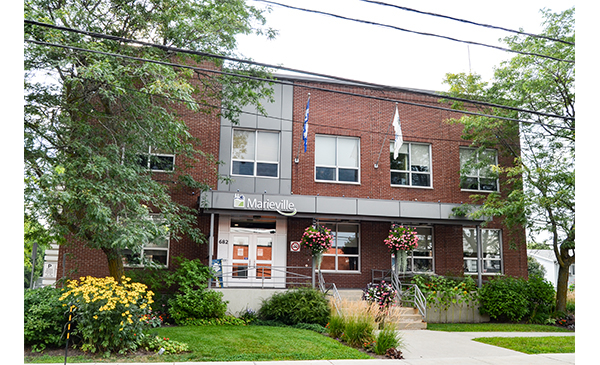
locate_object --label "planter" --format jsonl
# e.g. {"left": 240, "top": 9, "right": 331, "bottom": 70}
{"left": 425, "top": 293, "right": 490, "bottom": 323}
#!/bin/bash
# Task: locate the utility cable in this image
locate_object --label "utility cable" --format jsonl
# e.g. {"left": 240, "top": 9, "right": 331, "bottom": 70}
{"left": 24, "top": 20, "right": 575, "bottom": 123}
{"left": 24, "top": 38, "right": 574, "bottom": 131}
{"left": 253, "top": 0, "right": 574, "bottom": 63}
{"left": 358, "top": 0, "right": 574, "bottom": 45}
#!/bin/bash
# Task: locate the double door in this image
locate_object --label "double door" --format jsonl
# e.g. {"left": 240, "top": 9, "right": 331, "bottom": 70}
{"left": 231, "top": 233, "right": 273, "bottom": 285}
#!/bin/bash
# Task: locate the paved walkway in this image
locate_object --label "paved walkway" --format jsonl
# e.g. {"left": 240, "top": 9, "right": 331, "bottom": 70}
{"left": 29, "top": 330, "right": 575, "bottom": 365}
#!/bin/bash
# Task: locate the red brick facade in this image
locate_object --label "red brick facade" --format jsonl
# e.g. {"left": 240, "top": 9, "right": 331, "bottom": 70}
{"left": 56, "top": 75, "right": 528, "bottom": 285}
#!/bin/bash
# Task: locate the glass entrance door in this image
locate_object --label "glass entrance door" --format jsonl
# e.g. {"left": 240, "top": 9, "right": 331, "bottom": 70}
{"left": 229, "top": 218, "right": 275, "bottom": 286}
{"left": 231, "top": 234, "right": 273, "bottom": 283}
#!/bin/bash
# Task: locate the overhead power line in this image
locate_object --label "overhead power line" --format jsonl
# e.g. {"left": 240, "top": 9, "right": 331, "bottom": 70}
{"left": 24, "top": 20, "right": 574, "bottom": 123}
{"left": 358, "top": 0, "right": 574, "bottom": 45}
{"left": 24, "top": 37, "right": 574, "bottom": 131}
{"left": 253, "top": 0, "right": 574, "bottom": 64}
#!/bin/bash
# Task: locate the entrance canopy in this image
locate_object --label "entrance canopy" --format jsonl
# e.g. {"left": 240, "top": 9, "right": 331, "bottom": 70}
{"left": 200, "top": 190, "right": 486, "bottom": 225}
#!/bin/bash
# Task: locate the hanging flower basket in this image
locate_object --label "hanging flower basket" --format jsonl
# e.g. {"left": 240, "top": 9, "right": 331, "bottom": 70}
{"left": 384, "top": 225, "right": 418, "bottom": 273}
{"left": 301, "top": 224, "right": 333, "bottom": 269}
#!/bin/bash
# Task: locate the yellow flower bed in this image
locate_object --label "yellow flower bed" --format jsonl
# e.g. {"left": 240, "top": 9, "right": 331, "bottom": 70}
{"left": 59, "top": 276, "right": 159, "bottom": 354}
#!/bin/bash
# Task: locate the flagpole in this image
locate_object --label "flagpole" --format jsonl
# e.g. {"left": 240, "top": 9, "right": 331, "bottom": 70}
{"left": 374, "top": 102, "right": 398, "bottom": 169}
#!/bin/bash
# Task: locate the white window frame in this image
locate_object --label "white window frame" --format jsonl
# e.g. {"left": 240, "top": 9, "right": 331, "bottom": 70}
{"left": 463, "top": 228, "right": 503, "bottom": 275}
{"left": 320, "top": 222, "right": 360, "bottom": 273}
{"left": 405, "top": 226, "right": 434, "bottom": 273}
{"left": 315, "top": 135, "right": 360, "bottom": 184}
{"left": 459, "top": 147, "right": 499, "bottom": 192}
{"left": 122, "top": 214, "right": 170, "bottom": 268}
{"left": 390, "top": 142, "right": 432, "bottom": 188}
{"left": 139, "top": 146, "right": 175, "bottom": 172}
{"left": 231, "top": 129, "right": 280, "bottom": 178}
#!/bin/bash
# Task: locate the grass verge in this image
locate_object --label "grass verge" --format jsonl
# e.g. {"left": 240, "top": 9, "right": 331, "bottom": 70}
{"left": 427, "top": 322, "right": 572, "bottom": 332}
{"left": 473, "top": 336, "right": 575, "bottom": 354}
{"left": 25, "top": 325, "right": 372, "bottom": 363}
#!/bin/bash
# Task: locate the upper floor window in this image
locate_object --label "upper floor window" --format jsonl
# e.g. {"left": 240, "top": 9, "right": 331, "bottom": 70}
{"left": 232, "top": 129, "right": 279, "bottom": 178}
{"left": 315, "top": 135, "right": 359, "bottom": 183}
{"left": 459, "top": 147, "right": 499, "bottom": 191}
{"left": 463, "top": 228, "right": 502, "bottom": 275}
{"left": 138, "top": 147, "right": 175, "bottom": 172}
{"left": 390, "top": 142, "right": 431, "bottom": 187}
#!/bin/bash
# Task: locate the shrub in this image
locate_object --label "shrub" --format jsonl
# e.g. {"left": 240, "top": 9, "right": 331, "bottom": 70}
{"left": 166, "top": 258, "right": 228, "bottom": 325}
{"left": 24, "top": 286, "right": 66, "bottom": 351}
{"left": 59, "top": 276, "right": 158, "bottom": 355}
{"left": 169, "top": 289, "right": 227, "bottom": 324}
{"left": 258, "top": 286, "right": 330, "bottom": 326}
{"left": 478, "top": 276, "right": 529, "bottom": 322}
{"left": 526, "top": 275, "right": 556, "bottom": 323}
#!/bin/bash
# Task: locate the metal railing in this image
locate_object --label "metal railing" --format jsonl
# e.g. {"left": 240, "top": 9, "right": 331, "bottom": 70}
{"left": 376, "top": 268, "right": 427, "bottom": 320}
{"left": 318, "top": 270, "right": 342, "bottom": 315}
{"left": 209, "top": 264, "right": 313, "bottom": 289}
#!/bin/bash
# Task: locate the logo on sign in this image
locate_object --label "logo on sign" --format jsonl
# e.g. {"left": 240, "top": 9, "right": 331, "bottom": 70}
{"left": 233, "top": 194, "right": 245, "bottom": 208}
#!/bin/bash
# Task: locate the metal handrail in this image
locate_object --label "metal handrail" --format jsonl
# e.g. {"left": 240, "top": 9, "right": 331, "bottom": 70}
{"left": 389, "top": 269, "right": 427, "bottom": 320}
{"left": 318, "top": 270, "right": 342, "bottom": 316}
{"left": 209, "top": 264, "right": 313, "bottom": 288}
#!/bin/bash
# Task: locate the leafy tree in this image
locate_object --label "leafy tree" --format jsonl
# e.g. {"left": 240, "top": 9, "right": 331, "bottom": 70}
{"left": 24, "top": 0, "right": 276, "bottom": 281}
{"left": 443, "top": 8, "right": 574, "bottom": 312}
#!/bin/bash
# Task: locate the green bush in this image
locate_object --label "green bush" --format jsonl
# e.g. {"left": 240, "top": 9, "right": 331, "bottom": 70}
{"left": 169, "top": 288, "right": 227, "bottom": 324}
{"left": 478, "top": 276, "right": 529, "bottom": 322}
{"left": 526, "top": 275, "right": 556, "bottom": 323}
{"left": 167, "top": 258, "right": 228, "bottom": 324}
{"left": 478, "top": 276, "right": 556, "bottom": 323}
{"left": 258, "top": 286, "right": 330, "bottom": 326}
{"left": 24, "top": 286, "right": 66, "bottom": 351}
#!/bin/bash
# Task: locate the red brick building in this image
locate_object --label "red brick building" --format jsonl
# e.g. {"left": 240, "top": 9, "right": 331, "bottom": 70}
{"left": 53, "top": 75, "right": 528, "bottom": 289}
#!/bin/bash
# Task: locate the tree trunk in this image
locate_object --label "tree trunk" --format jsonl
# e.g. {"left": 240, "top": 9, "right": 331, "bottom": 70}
{"left": 102, "top": 247, "right": 125, "bottom": 282}
{"left": 555, "top": 263, "right": 570, "bottom": 313}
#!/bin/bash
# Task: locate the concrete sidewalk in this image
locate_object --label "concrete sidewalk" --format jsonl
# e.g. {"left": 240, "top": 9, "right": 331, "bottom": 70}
{"left": 29, "top": 330, "right": 575, "bottom": 365}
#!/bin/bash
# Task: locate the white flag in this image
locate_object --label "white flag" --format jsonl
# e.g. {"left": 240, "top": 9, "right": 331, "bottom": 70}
{"left": 392, "top": 105, "right": 403, "bottom": 159}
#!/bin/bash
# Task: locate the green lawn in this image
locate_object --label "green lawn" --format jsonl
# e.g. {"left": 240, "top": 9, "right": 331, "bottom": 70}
{"left": 473, "top": 336, "right": 575, "bottom": 354}
{"left": 427, "top": 322, "right": 573, "bottom": 332}
{"left": 25, "top": 325, "right": 372, "bottom": 363}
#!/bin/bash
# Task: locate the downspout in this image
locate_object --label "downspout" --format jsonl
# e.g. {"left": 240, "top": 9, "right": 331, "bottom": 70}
{"left": 476, "top": 225, "right": 483, "bottom": 288}
{"left": 208, "top": 213, "right": 215, "bottom": 288}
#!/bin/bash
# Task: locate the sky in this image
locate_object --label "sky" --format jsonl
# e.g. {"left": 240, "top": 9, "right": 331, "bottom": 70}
{"left": 236, "top": 0, "right": 575, "bottom": 92}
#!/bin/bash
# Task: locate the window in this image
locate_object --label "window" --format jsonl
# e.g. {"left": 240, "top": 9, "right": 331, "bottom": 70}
{"left": 232, "top": 129, "right": 279, "bottom": 177}
{"left": 320, "top": 223, "right": 359, "bottom": 272}
{"left": 315, "top": 135, "right": 359, "bottom": 183}
{"left": 390, "top": 142, "right": 431, "bottom": 187}
{"left": 122, "top": 215, "right": 170, "bottom": 267}
{"left": 463, "top": 228, "right": 502, "bottom": 274}
{"left": 138, "top": 147, "right": 175, "bottom": 172}
{"left": 459, "top": 147, "right": 498, "bottom": 191}
{"left": 405, "top": 227, "right": 434, "bottom": 273}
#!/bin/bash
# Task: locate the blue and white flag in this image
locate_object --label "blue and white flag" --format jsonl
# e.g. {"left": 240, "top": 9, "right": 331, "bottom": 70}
{"left": 392, "top": 105, "right": 403, "bottom": 159}
{"left": 302, "top": 95, "right": 310, "bottom": 152}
